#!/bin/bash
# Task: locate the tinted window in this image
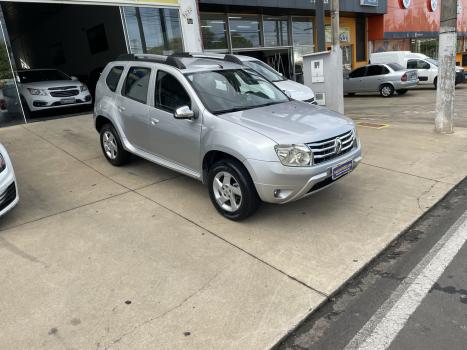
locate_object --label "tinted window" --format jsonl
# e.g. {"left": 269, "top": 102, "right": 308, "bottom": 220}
{"left": 122, "top": 67, "right": 151, "bottom": 103}
{"left": 387, "top": 63, "right": 404, "bottom": 71}
{"left": 418, "top": 60, "right": 431, "bottom": 69}
{"left": 366, "top": 65, "right": 384, "bottom": 76}
{"left": 349, "top": 67, "right": 366, "bottom": 78}
{"left": 106, "top": 66, "right": 124, "bottom": 92}
{"left": 155, "top": 71, "right": 190, "bottom": 112}
{"left": 407, "top": 60, "right": 417, "bottom": 69}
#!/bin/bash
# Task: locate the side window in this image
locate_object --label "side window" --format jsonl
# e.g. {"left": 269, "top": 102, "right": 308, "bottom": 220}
{"left": 381, "top": 66, "right": 390, "bottom": 74}
{"left": 122, "top": 66, "right": 151, "bottom": 104}
{"left": 155, "top": 70, "right": 191, "bottom": 112}
{"left": 365, "top": 65, "right": 383, "bottom": 76}
{"left": 349, "top": 67, "right": 366, "bottom": 78}
{"left": 105, "top": 66, "right": 124, "bottom": 92}
{"left": 407, "top": 60, "right": 417, "bottom": 69}
{"left": 418, "top": 60, "right": 430, "bottom": 69}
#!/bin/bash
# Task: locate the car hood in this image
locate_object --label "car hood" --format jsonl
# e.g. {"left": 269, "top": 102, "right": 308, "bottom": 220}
{"left": 273, "top": 80, "right": 315, "bottom": 101}
{"left": 216, "top": 101, "right": 354, "bottom": 144}
{"left": 19, "top": 80, "right": 81, "bottom": 89}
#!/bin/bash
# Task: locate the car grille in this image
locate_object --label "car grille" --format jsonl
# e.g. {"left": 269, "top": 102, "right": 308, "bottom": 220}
{"left": 0, "top": 182, "right": 16, "bottom": 212}
{"left": 50, "top": 90, "right": 80, "bottom": 97}
{"left": 307, "top": 129, "right": 356, "bottom": 164}
{"left": 48, "top": 86, "right": 77, "bottom": 90}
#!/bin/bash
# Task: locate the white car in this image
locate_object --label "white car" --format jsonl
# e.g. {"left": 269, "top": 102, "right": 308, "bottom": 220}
{"left": 0, "top": 143, "right": 18, "bottom": 217}
{"left": 16, "top": 69, "right": 92, "bottom": 114}
{"left": 370, "top": 51, "right": 465, "bottom": 87}
{"left": 187, "top": 53, "right": 317, "bottom": 104}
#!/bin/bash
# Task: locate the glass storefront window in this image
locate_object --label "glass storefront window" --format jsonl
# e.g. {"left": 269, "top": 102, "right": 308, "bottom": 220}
{"left": 229, "top": 15, "right": 260, "bottom": 49}
{"left": 263, "top": 16, "right": 289, "bottom": 47}
{"left": 0, "top": 11, "right": 24, "bottom": 127}
{"left": 123, "top": 7, "right": 183, "bottom": 55}
{"left": 200, "top": 13, "right": 228, "bottom": 50}
{"left": 292, "top": 17, "right": 313, "bottom": 47}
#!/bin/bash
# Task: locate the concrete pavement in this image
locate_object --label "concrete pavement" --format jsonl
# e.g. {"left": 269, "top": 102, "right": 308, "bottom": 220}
{"left": 0, "top": 87, "right": 466, "bottom": 349}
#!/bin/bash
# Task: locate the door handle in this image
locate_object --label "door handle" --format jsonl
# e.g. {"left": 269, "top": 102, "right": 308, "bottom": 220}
{"left": 150, "top": 118, "right": 159, "bottom": 126}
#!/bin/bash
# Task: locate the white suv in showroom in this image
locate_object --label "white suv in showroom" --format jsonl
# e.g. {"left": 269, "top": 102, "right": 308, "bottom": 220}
{"left": 16, "top": 69, "right": 92, "bottom": 115}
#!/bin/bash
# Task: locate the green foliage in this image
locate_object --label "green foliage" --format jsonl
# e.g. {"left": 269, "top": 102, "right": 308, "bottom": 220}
{"left": 0, "top": 43, "right": 12, "bottom": 80}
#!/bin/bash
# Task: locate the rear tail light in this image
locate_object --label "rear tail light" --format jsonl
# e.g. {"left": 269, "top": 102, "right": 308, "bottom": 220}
{"left": 401, "top": 73, "right": 408, "bottom": 82}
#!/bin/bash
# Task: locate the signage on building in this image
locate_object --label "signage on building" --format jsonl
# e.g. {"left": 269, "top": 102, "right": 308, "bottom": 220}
{"left": 325, "top": 26, "right": 351, "bottom": 43}
{"left": 360, "top": 0, "right": 378, "bottom": 6}
{"left": 400, "top": 0, "right": 411, "bottom": 9}
{"left": 428, "top": 0, "right": 437, "bottom": 11}
{"left": 50, "top": 0, "right": 179, "bottom": 6}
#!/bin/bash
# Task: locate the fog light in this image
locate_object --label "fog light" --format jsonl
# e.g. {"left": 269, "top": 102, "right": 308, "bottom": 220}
{"left": 273, "top": 189, "right": 293, "bottom": 200}
{"left": 274, "top": 189, "right": 281, "bottom": 198}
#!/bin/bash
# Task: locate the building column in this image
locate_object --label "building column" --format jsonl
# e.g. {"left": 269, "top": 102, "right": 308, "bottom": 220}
{"left": 315, "top": 0, "right": 326, "bottom": 51}
{"left": 179, "top": 0, "right": 202, "bottom": 52}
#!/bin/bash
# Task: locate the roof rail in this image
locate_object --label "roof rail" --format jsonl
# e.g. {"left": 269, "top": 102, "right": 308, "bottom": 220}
{"left": 224, "top": 54, "right": 243, "bottom": 65}
{"left": 114, "top": 53, "right": 186, "bottom": 69}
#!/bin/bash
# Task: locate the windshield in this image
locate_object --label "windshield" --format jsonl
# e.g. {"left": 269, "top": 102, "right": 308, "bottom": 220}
{"left": 387, "top": 63, "right": 404, "bottom": 71}
{"left": 17, "top": 69, "right": 71, "bottom": 83}
{"left": 243, "top": 60, "right": 286, "bottom": 82}
{"left": 426, "top": 58, "right": 438, "bottom": 66}
{"left": 185, "top": 69, "right": 290, "bottom": 115}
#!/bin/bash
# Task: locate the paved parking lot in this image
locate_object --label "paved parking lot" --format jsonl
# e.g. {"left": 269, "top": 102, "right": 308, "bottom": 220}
{"left": 1, "top": 87, "right": 466, "bottom": 349}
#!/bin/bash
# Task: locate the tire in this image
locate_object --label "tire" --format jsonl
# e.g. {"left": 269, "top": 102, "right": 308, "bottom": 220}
{"left": 347, "top": 92, "right": 355, "bottom": 97}
{"left": 100, "top": 123, "right": 130, "bottom": 166}
{"left": 396, "top": 89, "right": 408, "bottom": 95}
{"left": 434, "top": 77, "right": 438, "bottom": 89}
{"left": 379, "top": 84, "right": 394, "bottom": 97}
{"left": 20, "top": 97, "right": 33, "bottom": 118}
{"left": 208, "top": 159, "right": 260, "bottom": 221}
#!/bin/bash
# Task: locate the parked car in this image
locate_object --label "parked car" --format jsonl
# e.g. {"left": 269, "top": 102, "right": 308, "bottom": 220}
{"left": 15, "top": 69, "right": 92, "bottom": 115}
{"left": 344, "top": 63, "right": 418, "bottom": 97}
{"left": 185, "top": 53, "right": 317, "bottom": 104}
{"left": 94, "top": 54, "right": 362, "bottom": 220}
{"left": 0, "top": 143, "right": 18, "bottom": 217}
{"left": 370, "top": 51, "right": 465, "bottom": 87}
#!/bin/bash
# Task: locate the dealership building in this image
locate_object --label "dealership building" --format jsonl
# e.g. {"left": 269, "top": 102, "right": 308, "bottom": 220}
{"left": 0, "top": 0, "right": 202, "bottom": 127}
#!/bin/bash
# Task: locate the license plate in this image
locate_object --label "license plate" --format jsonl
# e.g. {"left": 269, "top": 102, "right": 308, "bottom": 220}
{"left": 60, "top": 98, "right": 76, "bottom": 104}
{"left": 332, "top": 160, "right": 353, "bottom": 180}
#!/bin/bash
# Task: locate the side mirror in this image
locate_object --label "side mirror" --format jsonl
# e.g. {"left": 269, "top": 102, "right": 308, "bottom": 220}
{"left": 174, "top": 105, "right": 194, "bottom": 120}
{"left": 71, "top": 76, "right": 79, "bottom": 81}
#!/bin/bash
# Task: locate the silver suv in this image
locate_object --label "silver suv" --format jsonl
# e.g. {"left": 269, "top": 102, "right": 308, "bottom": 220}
{"left": 94, "top": 54, "right": 362, "bottom": 220}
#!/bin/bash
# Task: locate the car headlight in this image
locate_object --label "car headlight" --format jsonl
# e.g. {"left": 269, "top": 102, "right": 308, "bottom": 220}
{"left": 27, "top": 88, "right": 47, "bottom": 96}
{"left": 80, "top": 85, "right": 88, "bottom": 92}
{"left": 274, "top": 144, "right": 313, "bottom": 167}
{"left": 0, "top": 152, "right": 6, "bottom": 173}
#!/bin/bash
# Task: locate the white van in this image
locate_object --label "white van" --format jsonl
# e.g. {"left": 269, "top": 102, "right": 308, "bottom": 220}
{"left": 370, "top": 51, "right": 465, "bottom": 87}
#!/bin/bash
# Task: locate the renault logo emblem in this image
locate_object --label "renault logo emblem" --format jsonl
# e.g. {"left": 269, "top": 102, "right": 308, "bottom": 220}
{"left": 335, "top": 138, "right": 343, "bottom": 154}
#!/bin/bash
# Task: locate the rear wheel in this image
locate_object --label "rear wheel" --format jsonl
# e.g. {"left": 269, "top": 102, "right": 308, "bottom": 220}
{"left": 100, "top": 123, "right": 130, "bottom": 166}
{"left": 347, "top": 92, "right": 355, "bottom": 97}
{"left": 434, "top": 77, "right": 438, "bottom": 89}
{"left": 208, "top": 159, "right": 260, "bottom": 221}
{"left": 396, "top": 89, "right": 408, "bottom": 95}
{"left": 380, "top": 84, "right": 394, "bottom": 97}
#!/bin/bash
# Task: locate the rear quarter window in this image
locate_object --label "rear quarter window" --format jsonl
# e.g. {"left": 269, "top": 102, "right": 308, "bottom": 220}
{"left": 105, "top": 66, "right": 124, "bottom": 92}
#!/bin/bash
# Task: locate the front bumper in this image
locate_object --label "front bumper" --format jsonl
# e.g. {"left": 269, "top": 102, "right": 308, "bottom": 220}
{"left": 0, "top": 145, "right": 18, "bottom": 217}
{"left": 245, "top": 145, "right": 362, "bottom": 204}
{"left": 26, "top": 92, "right": 92, "bottom": 112}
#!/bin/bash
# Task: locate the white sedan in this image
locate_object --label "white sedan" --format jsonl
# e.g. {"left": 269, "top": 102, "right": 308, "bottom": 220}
{"left": 0, "top": 143, "right": 18, "bottom": 217}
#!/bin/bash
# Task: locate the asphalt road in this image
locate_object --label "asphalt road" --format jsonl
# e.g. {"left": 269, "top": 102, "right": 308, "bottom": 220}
{"left": 345, "top": 84, "right": 467, "bottom": 128}
{"left": 275, "top": 177, "right": 467, "bottom": 350}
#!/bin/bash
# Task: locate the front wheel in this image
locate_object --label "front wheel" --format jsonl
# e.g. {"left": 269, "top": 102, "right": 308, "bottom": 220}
{"left": 380, "top": 84, "right": 394, "bottom": 97}
{"left": 208, "top": 159, "right": 260, "bottom": 221}
{"left": 396, "top": 89, "right": 408, "bottom": 95}
{"left": 100, "top": 123, "right": 130, "bottom": 166}
{"left": 434, "top": 77, "right": 438, "bottom": 89}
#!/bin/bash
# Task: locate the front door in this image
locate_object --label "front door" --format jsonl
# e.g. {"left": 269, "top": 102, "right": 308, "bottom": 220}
{"left": 148, "top": 69, "right": 201, "bottom": 173}
{"left": 345, "top": 66, "right": 367, "bottom": 93}
{"left": 117, "top": 65, "right": 151, "bottom": 151}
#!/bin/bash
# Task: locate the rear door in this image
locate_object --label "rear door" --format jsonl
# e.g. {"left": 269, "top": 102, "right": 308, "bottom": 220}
{"left": 363, "top": 65, "right": 387, "bottom": 92}
{"left": 116, "top": 65, "right": 152, "bottom": 151}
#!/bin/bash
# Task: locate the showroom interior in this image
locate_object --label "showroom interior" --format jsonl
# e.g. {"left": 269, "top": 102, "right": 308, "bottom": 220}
{"left": 0, "top": 0, "right": 189, "bottom": 128}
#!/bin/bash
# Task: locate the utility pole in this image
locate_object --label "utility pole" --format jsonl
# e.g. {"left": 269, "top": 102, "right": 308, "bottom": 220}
{"left": 330, "top": 0, "right": 344, "bottom": 113}
{"left": 435, "top": 0, "right": 458, "bottom": 133}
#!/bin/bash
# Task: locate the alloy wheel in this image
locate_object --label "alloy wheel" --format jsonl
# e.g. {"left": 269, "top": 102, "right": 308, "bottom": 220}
{"left": 212, "top": 171, "right": 243, "bottom": 212}
{"left": 102, "top": 131, "right": 118, "bottom": 160}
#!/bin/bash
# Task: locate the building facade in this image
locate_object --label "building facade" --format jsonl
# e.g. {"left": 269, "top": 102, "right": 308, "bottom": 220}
{"left": 368, "top": 0, "right": 467, "bottom": 68}
{"left": 198, "top": 0, "right": 387, "bottom": 81}
{"left": 0, "top": 0, "right": 202, "bottom": 127}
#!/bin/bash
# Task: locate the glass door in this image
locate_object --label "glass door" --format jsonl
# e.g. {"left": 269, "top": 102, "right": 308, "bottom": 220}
{"left": 0, "top": 8, "right": 25, "bottom": 127}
